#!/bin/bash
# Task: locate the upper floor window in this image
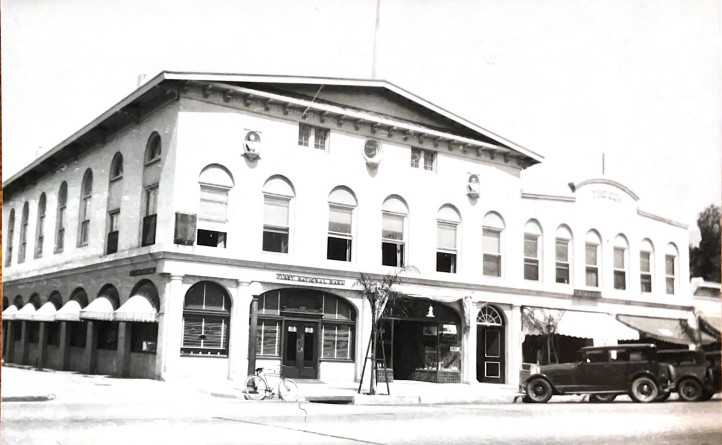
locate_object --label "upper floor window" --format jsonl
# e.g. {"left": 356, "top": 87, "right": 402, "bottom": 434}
{"left": 585, "top": 230, "right": 602, "bottom": 288}
{"left": 613, "top": 235, "right": 629, "bottom": 290}
{"left": 555, "top": 225, "right": 572, "bottom": 284}
{"left": 482, "top": 212, "right": 505, "bottom": 277}
{"left": 141, "top": 185, "right": 158, "bottom": 247}
{"left": 78, "top": 169, "right": 93, "bottom": 246}
{"left": 110, "top": 152, "right": 124, "bottom": 181}
{"left": 262, "top": 176, "right": 294, "bottom": 254}
{"left": 327, "top": 187, "right": 357, "bottom": 262}
{"left": 197, "top": 165, "right": 234, "bottom": 248}
{"left": 35, "top": 193, "right": 47, "bottom": 259}
{"left": 298, "top": 124, "right": 329, "bottom": 150}
{"left": 19, "top": 202, "right": 29, "bottom": 263}
{"left": 665, "top": 243, "right": 678, "bottom": 295}
{"left": 381, "top": 196, "right": 409, "bottom": 267}
{"left": 145, "top": 132, "right": 162, "bottom": 164}
{"left": 436, "top": 205, "right": 460, "bottom": 273}
{"left": 411, "top": 148, "right": 436, "bottom": 171}
{"left": 640, "top": 239, "right": 654, "bottom": 293}
{"left": 55, "top": 182, "right": 67, "bottom": 253}
{"left": 5, "top": 209, "right": 15, "bottom": 266}
{"left": 523, "top": 220, "right": 542, "bottom": 281}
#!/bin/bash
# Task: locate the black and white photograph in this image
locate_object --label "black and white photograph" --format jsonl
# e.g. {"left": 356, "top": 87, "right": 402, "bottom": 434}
{"left": 1, "top": 1, "right": 720, "bottom": 444}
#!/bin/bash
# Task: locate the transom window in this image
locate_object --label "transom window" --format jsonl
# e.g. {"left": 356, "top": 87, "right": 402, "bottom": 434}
{"left": 110, "top": 152, "right": 124, "bottom": 181}
{"left": 145, "top": 132, "right": 162, "bottom": 164}
{"left": 298, "top": 124, "right": 329, "bottom": 150}
{"left": 585, "top": 230, "right": 601, "bottom": 288}
{"left": 555, "top": 225, "right": 572, "bottom": 284}
{"left": 477, "top": 306, "right": 504, "bottom": 326}
{"left": 483, "top": 212, "right": 505, "bottom": 277}
{"left": 523, "top": 220, "right": 542, "bottom": 281}
{"left": 613, "top": 235, "right": 629, "bottom": 290}
{"left": 182, "top": 281, "right": 231, "bottom": 356}
{"left": 411, "top": 148, "right": 436, "bottom": 171}
{"left": 640, "top": 239, "right": 654, "bottom": 293}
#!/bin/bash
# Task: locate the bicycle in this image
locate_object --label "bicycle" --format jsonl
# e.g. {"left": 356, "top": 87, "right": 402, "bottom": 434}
{"left": 243, "top": 367, "right": 299, "bottom": 401}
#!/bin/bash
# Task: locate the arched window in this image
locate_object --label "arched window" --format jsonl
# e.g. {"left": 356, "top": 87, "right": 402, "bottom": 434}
{"left": 483, "top": 212, "right": 505, "bottom": 277}
{"left": 197, "top": 165, "right": 234, "bottom": 248}
{"left": 555, "top": 225, "right": 573, "bottom": 284}
{"left": 613, "top": 235, "right": 629, "bottom": 290}
{"left": 585, "top": 230, "right": 602, "bottom": 288}
{"left": 110, "top": 152, "right": 124, "bottom": 181}
{"left": 78, "top": 169, "right": 93, "bottom": 246}
{"left": 640, "top": 239, "right": 654, "bottom": 293}
{"left": 145, "top": 132, "right": 162, "bottom": 164}
{"left": 142, "top": 133, "right": 161, "bottom": 246}
{"left": 18, "top": 202, "right": 29, "bottom": 263}
{"left": 477, "top": 306, "right": 504, "bottom": 326}
{"left": 182, "top": 281, "right": 231, "bottom": 356}
{"left": 437, "top": 205, "right": 461, "bottom": 273}
{"left": 262, "top": 176, "right": 294, "bottom": 254}
{"left": 55, "top": 182, "right": 68, "bottom": 253}
{"left": 381, "top": 196, "right": 409, "bottom": 267}
{"left": 5, "top": 209, "right": 15, "bottom": 266}
{"left": 523, "top": 220, "right": 543, "bottom": 281}
{"left": 35, "top": 193, "right": 47, "bottom": 259}
{"left": 327, "top": 187, "right": 357, "bottom": 262}
{"left": 665, "top": 243, "right": 679, "bottom": 295}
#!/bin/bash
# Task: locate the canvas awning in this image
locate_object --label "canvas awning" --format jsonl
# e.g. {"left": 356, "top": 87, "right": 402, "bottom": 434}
{"left": 114, "top": 296, "right": 158, "bottom": 323}
{"left": 699, "top": 314, "right": 721, "bottom": 341}
{"left": 523, "top": 307, "right": 639, "bottom": 341}
{"left": 13, "top": 303, "right": 37, "bottom": 321}
{"left": 31, "top": 301, "right": 58, "bottom": 322}
{"left": 2, "top": 305, "right": 19, "bottom": 321}
{"left": 616, "top": 314, "right": 716, "bottom": 345}
{"left": 55, "top": 300, "right": 83, "bottom": 322}
{"left": 79, "top": 297, "right": 116, "bottom": 321}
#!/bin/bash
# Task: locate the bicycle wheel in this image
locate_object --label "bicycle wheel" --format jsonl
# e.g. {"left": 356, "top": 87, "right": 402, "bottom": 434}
{"left": 278, "top": 378, "right": 299, "bottom": 402}
{"left": 244, "top": 375, "right": 268, "bottom": 401}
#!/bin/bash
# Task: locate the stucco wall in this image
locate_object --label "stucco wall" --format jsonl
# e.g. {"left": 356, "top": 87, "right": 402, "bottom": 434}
{"left": 129, "top": 352, "right": 156, "bottom": 379}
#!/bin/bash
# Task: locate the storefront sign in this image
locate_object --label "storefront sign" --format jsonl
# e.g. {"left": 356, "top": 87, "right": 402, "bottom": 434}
{"left": 129, "top": 267, "right": 156, "bottom": 277}
{"left": 276, "top": 273, "right": 345, "bottom": 286}
{"left": 573, "top": 289, "right": 602, "bottom": 299}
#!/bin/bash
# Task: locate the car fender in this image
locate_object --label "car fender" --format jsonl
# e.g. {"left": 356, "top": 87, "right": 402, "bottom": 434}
{"left": 628, "top": 370, "right": 658, "bottom": 386}
{"left": 524, "top": 374, "right": 559, "bottom": 394}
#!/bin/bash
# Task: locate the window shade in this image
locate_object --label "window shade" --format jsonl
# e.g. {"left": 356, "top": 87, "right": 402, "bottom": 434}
{"left": 437, "top": 223, "right": 457, "bottom": 250}
{"left": 328, "top": 206, "right": 352, "bottom": 234}
{"left": 483, "top": 230, "right": 500, "bottom": 253}
{"left": 382, "top": 213, "right": 404, "bottom": 240}
{"left": 264, "top": 197, "right": 289, "bottom": 227}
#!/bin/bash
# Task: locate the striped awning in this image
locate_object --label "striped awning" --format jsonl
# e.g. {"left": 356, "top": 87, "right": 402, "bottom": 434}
{"left": 523, "top": 307, "right": 639, "bottom": 341}
{"left": 55, "top": 300, "right": 83, "bottom": 322}
{"left": 699, "top": 314, "right": 721, "bottom": 341}
{"left": 616, "top": 314, "right": 716, "bottom": 345}
{"left": 114, "top": 295, "right": 158, "bottom": 323}
{"left": 31, "top": 301, "right": 59, "bottom": 322}
{"left": 13, "top": 303, "right": 37, "bottom": 321}
{"left": 2, "top": 305, "right": 19, "bottom": 321}
{"left": 79, "top": 297, "right": 116, "bottom": 321}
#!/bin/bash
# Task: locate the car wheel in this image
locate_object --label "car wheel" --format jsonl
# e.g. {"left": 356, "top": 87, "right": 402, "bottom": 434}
{"left": 589, "top": 394, "right": 617, "bottom": 403}
{"left": 629, "top": 376, "right": 659, "bottom": 403}
{"left": 526, "top": 378, "right": 553, "bottom": 403}
{"left": 699, "top": 392, "right": 713, "bottom": 402}
{"left": 655, "top": 390, "right": 671, "bottom": 402}
{"left": 678, "top": 379, "right": 704, "bottom": 402}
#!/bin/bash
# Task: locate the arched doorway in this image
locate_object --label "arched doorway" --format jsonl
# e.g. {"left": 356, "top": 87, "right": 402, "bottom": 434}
{"left": 476, "top": 305, "right": 505, "bottom": 383}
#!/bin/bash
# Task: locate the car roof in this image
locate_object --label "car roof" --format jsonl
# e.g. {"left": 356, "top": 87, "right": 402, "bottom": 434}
{"left": 580, "top": 343, "right": 657, "bottom": 352}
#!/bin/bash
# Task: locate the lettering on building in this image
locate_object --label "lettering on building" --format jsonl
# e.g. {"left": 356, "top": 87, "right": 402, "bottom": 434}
{"left": 276, "top": 273, "right": 345, "bottom": 286}
{"left": 129, "top": 267, "right": 157, "bottom": 277}
{"left": 592, "top": 190, "right": 622, "bottom": 203}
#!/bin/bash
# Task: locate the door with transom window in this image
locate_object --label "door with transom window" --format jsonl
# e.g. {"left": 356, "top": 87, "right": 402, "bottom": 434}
{"left": 282, "top": 320, "right": 319, "bottom": 379}
{"left": 476, "top": 305, "right": 506, "bottom": 383}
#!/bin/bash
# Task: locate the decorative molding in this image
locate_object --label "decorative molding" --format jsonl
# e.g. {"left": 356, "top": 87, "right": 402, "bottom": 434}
{"left": 637, "top": 209, "right": 688, "bottom": 229}
{"left": 520, "top": 191, "right": 576, "bottom": 203}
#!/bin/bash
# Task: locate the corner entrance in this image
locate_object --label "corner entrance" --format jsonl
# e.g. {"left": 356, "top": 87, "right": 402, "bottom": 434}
{"left": 476, "top": 305, "right": 506, "bottom": 383}
{"left": 282, "top": 320, "right": 319, "bottom": 379}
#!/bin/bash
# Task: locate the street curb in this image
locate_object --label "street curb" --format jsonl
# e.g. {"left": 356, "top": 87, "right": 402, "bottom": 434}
{"left": 2, "top": 394, "right": 56, "bottom": 402}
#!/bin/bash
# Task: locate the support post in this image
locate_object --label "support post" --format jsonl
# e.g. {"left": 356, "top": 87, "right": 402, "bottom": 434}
{"left": 83, "top": 321, "right": 98, "bottom": 374}
{"left": 116, "top": 322, "right": 132, "bottom": 377}
{"left": 18, "top": 321, "right": 29, "bottom": 365}
{"left": 38, "top": 322, "right": 48, "bottom": 368}
{"left": 5, "top": 321, "right": 16, "bottom": 362}
{"left": 60, "top": 322, "right": 71, "bottom": 371}
{"left": 247, "top": 297, "right": 259, "bottom": 377}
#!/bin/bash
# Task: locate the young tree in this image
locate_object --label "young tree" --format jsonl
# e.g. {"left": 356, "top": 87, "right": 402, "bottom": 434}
{"left": 357, "top": 267, "right": 416, "bottom": 395}
{"left": 690, "top": 204, "right": 720, "bottom": 282}
{"left": 522, "top": 308, "right": 565, "bottom": 364}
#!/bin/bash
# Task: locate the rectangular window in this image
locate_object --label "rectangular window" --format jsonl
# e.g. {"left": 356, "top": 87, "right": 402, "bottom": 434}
{"left": 482, "top": 229, "right": 502, "bottom": 277}
{"left": 55, "top": 206, "right": 65, "bottom": 253}
{"left": 436, "top": 222, "right": 457, "bottom": 273}
{"left": 555, "top": 238, "right": 570, "bottom": 284}
{"left": 322, "top": 324, "right": 352, "bottom": 360}
{"left": 106, "top": 211, "right": 120, "bottom": 255}
{"left": 523, "top": 234, "right": 540, "bottom": 281}
{"left": 197, "top": 229, "right": 227, "bottom": 248}
{"left": 35, "top": 209, "right": 45, "bottom": 259}
{"left": 258, "top": 292, "right": 280, "bottom": 315}
{"left": 141, "top": 186, "right": 158, "bottom": 247}
{"left": 298, "top": 124, "right": 329, "bottom": 151}
{"left": 665, "top": 254, "right": 676, "bottom": 294}
{"left": 263, "top": 196, "right": 290, "bottom": 253}
{"left": 131, "top": 323, "right": 158, "bottom": 353}
{"left": 381, "top": 212, "right": 405, "bottom": 267}
{"left": 255, "top": 320, "right": 280, "bottom": 356}
{"left": 327, "top": 205, "right": 353, "bottom": 261}
{"left": 640, "top": 251, "right": 652, "bottom": 293}
{"left": 19, "top": 217, "right": 28, "bottom": 263}
{"left": 181, "top": 316, "right": 230, "bottom": 356}
{"left": 78, "top": 193, "right": 91, "bottom": 246}
{"left": 614, "top": 247, "right": 626, "bottom": 290}
{"left": 411, "top": 148, "right": 436, "bottom": 171}
{"left": 585, "top": 243, "right": 599, "bottom": 287}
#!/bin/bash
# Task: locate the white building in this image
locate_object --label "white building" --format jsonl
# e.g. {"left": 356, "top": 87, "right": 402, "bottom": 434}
{"left": 2, "top": 72, "right": 702, "bottom": 388}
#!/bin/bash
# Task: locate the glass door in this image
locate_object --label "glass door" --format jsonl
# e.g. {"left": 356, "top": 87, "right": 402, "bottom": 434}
{"left": 282, "top": 320, "right": 319, "bottom": 379}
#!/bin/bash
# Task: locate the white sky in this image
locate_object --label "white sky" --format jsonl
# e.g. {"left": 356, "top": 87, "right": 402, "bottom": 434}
{"left": 2, "top": 0, "right": 720, "bottom": 244}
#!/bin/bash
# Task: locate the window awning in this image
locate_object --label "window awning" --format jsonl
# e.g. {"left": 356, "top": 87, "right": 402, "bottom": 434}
{"left": 2, "top": 305, "right": 19, "bottom": 321}
{"left": 114, "top": 295, "right": 158, "bottom": 323}
{"left": 80, "top": 297, "right": 116, "bottom": 321}
{"left": 31, "top": 302, "right": 58, "bottom": 322}
{"left": 523, "top": 308, "right": 639, "bottom": 341}
{"left": 55, "top": 300, "right": 83, "bottom": 322}
{"left": 13, "top": 303, "right": 37, "bottom": 321}
{"left": 616, "top": 314, "right": 716, "bottom": 345}
{"left": 699, "top": 314, "right": 721, "bottom": 341}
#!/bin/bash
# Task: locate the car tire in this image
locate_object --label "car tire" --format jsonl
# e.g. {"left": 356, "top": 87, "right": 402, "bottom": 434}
{"left": 629, "top": 376, "right": 659, "bottom": 403}
{"left": 526, "top": 378, "right": 553, "bottom": 403}
{"left": 589, "top": 394, "right": 617, "bottom": 403}
{"left": 699, "top": 392, "right": 713, "bottom": 402}
{"left": 655, "top": 390, "right": 671, "bottom": 402}
{"left": 678, "top": 379, "right": 704, "bottom": 402}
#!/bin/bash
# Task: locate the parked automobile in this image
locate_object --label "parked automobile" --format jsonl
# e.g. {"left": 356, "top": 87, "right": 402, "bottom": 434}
{"left": 657, "top": 349, "right": 718, "bottom": 402}
{"left": 519, "top": 344, "right": 674, "bottom": 403}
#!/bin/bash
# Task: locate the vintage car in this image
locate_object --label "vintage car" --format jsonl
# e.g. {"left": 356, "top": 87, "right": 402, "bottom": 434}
{"left": 657, "top": 349, "right": 719, "bottom": 402}
{"left": 519, "top": 344, "right": 674, "bottom": 403}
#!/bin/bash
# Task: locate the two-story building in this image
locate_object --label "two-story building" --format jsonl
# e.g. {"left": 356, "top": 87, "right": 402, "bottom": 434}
{"left": 2, "top": 72, "right": 702, "bottom": 388}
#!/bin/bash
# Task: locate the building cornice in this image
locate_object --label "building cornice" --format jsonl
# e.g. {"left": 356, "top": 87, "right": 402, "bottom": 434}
{"left": 637, "top": 209, "right": 688, "bottom": 229}
{"left": 520, "top": 191, "right": 576, "bottom": 203}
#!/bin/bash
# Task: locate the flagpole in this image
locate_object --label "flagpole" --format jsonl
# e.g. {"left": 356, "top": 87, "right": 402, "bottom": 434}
{"left": 371, "top": 0, "right": 381, "bottom": 79}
